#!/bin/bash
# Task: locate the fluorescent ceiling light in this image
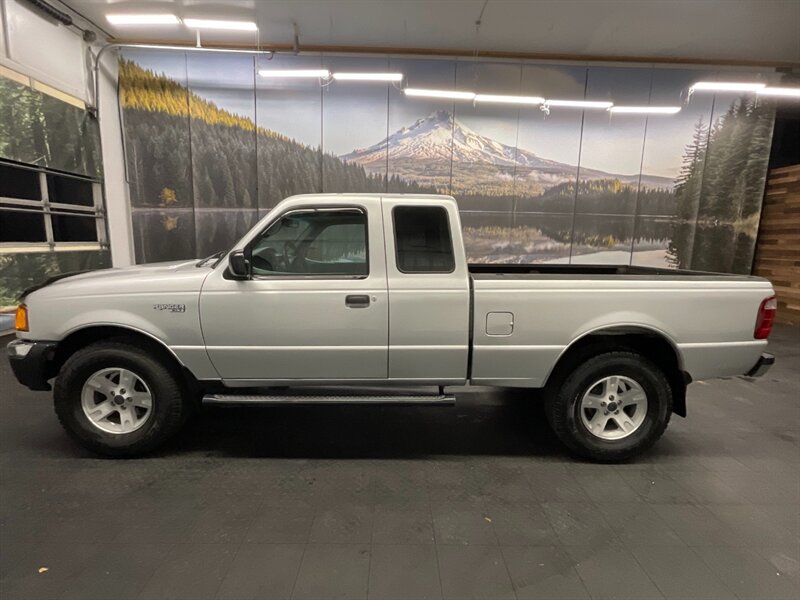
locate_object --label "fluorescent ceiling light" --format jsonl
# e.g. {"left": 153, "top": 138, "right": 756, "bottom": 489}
{"left": 756, "top": 86, "right": 800, "bottom": 98}
{"left": 183, "top": 18, "right": 258, "bottom": 31}
{"left": 107, "top": 14, "right": 179, "bottom": 25}
{"left": 258, "top": 69, "right": 331, "bottom": 78}
{"left": 404, "top": 88, "right": 476, "bottom": 100}
{"left": 332, "top": 72, "right": 403, "bottom": 82}
{"left": 474, "top": 94, "right": 544, "bottom": 105}
{"left": 609, "top": 106, "right": 682, "bottom": 114}
{"left": 690, "top": 81, "right": 766, "bottom": 92}
{"left": 544, "top": 99, "right": 613, "bottom": 109}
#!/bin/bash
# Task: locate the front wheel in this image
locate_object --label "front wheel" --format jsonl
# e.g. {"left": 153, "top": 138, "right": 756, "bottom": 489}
{"left": 545, "top": 351, "right": 672, "bottom": 462}
{"left": 54, "top": 341, "right": 188, "bottom": 457}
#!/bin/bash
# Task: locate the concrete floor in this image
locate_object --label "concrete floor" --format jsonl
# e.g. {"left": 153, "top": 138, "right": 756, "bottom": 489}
{"left": 0, "top": 326, "right": 798, "bottom": 600}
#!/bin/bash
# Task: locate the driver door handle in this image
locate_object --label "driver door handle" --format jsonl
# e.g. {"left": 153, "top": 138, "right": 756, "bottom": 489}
{"left": 345, "top": 294, "right": 370, "bottom": 308}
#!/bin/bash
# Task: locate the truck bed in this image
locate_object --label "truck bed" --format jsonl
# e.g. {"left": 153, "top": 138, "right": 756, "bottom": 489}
{"left": 468, "top": 263, "right": 757, "bottom": 280}
{"left": 467, "top": 262, "right": 772, "bottom": 387}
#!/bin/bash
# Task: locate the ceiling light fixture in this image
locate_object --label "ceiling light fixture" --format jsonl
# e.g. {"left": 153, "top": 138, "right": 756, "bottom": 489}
{"left": 609, "top": 106, "right": 682, "bottom": 114}
{"left": 258, "top": 69, "right": 331, "bottom": 78}
{"left": 544, "top": 99, "right": 614, "bottom": 109}
{"left": 756, "top": 86, "right": 800, "bottom": 98}
{"left": 474, "top": 94, "right": 545, "bottom": 105}
{"left": 107, "top": 14, "right": 180, "bottom": 25}
{"left": 404, "top": 88, "right": 476, "bottom": 100}
{"left": 183, "top": 18, "right": 258, "bottom": 31}
{"left": 332, "top": 73, "right": 404, "bottom": 82}
{"left": 690, "top": 81, "right": 766, "bottom": 93}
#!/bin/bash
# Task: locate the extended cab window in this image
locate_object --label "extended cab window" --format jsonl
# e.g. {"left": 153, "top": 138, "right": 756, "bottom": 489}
{"left": 393, "top": 206, "right": 455, "bottom": 273}
{"left": 250, "top": 208, "right": 368, "bottom": 277}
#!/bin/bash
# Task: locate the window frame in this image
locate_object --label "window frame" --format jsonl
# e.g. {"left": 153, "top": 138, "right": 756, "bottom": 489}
{"left": 0, "top": 160, "right": 107, "bottom": 252}
{"left": 392, "top": 204, "right": 456, "bottom": 275}
{"left": 246, "top": 205, "right": 370, "bottom": 280}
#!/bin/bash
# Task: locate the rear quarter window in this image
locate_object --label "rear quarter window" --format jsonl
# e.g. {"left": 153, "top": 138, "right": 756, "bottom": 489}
{"left": 393, "top": 205, "right": 455, "bottom": 273}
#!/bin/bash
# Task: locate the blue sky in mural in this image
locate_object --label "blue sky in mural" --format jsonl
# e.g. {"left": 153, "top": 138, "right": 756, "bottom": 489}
{"left": 187, "top": 52, "right": 255, "bottom": 121}
{"left": 129, "top": 51, "right": 693, "bottom": 183}
{"left": 323, "top": 55, "right": 391, "bottom": 156}
{"left": 122, "top": 50, "right": 773, "bottom": 186}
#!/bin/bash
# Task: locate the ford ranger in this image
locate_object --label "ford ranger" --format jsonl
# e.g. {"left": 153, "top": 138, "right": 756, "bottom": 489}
{"left": 7, "top": 194, "right": 776, "bottom": 461}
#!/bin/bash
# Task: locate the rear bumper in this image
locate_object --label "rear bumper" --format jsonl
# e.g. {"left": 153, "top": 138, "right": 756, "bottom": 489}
{"left": 7, "top": 340, "right": 57, "bottom": 391}
{"left": 744, "top": 352, "right": 774, "bottom": 378}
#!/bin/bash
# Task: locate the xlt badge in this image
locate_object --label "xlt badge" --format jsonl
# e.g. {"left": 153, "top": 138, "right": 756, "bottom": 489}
{"left": 153, "top": 303, "right": 186, "bottom": 313}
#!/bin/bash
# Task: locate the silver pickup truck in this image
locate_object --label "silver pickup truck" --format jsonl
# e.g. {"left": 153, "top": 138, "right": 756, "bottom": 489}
{"left": 8, "top": 194, "right": 776, "bottom": 461}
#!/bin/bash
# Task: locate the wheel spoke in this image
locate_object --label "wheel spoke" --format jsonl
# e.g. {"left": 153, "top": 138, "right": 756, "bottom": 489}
{"left": 622, "top": 391, "right": 646, "bottom": 406}
{"left": 118, "top": 369, "right": 136, "bottom": 392}
{"left": 119, "top": 407, "right": 136, "bottom": 429}
{"left": 587, "top": 411, "right": 608, "bottom": 432}
{"left": 130, "top": 393, "right": 152, "bottom": 408}
{"left": 606, "top": 376, "right": 619, "bottom": 396}
{"left": 86, "top": 375, "right": 114, "bottom": 395}
{"left": 613, "top": 413, "right": 636, "bottom": 432}
{"left": 87, "top": 400, "right": 116, "bottom": 420}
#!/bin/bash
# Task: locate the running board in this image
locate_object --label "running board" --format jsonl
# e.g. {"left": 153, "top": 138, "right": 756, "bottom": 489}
{"left": 202, "top": 393, "right": 456, "bottom": 406}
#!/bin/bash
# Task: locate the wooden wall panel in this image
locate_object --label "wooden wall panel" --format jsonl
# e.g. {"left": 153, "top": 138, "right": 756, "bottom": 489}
{"left": 753, "top": 164, "right": 800, "bottom": 325}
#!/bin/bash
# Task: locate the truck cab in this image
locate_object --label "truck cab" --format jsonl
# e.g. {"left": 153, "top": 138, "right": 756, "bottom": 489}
{"left": 200, "top": 194, "right": 470, "bottom": 385}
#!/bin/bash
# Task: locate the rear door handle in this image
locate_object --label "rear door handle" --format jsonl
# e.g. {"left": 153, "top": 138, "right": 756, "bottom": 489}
{"left": 345, "top": 294, "right": 371, "bottom": 308}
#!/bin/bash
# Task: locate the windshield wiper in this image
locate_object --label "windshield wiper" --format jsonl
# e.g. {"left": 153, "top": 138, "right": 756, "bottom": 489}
{"left": 197, "top": 250, "right": 226, "bottom": 268}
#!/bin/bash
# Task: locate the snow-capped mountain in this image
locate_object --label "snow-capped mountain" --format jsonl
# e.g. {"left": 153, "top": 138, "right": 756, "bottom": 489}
{"left": 341, "top": 110, "right": 538, "bottom": 167}
{"left": 340, "top": 110, "right": 672, "bottom": 191}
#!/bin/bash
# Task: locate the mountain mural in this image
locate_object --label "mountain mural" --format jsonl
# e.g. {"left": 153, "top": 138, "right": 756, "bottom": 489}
{"left": 118, "top": 52, "right": 773, "bottom": 274}
{"left": 341, "top": 110, "right": 673, "bottom": 195}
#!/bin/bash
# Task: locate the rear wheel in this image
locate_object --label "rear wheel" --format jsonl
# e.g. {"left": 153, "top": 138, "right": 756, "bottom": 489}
{"left": 545, "top": 351, "right": 672, "bottom": 462}
{"left": 54, "top": 341, "right": 188, "bottom": 457}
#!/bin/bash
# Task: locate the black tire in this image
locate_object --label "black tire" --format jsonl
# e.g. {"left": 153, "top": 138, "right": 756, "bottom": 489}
{"left": 54, "top": 341, "right": 188, "bottom": 457}
{"left": 545, "top": 351, "right": 672, "bottom": 462}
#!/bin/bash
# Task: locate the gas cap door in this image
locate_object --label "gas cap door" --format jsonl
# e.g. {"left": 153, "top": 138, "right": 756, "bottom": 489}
{"left": 486, "top": 311, "right": 514, "bottom": 336}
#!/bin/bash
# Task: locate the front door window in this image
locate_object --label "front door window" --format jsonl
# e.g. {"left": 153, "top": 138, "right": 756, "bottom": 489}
{"left": 250, "top": 208, "right": 368, "bottom": 277}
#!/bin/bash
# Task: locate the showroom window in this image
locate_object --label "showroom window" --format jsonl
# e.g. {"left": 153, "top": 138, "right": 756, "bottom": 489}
{"left": 250, "top": 208, "right": 368, "bottom": 277}
{"left": 393, "top": 206, "right": 455, "bottom": 273}
{"left": 0, "top": 161, "right": 106, "bottom": 250}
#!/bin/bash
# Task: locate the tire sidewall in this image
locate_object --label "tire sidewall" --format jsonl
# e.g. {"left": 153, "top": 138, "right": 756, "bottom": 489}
{"left": 559, "top": 354, "right": 671, "bottom": 460}
{"left": 55, "top": 346, "right": 180, "bottom": 454}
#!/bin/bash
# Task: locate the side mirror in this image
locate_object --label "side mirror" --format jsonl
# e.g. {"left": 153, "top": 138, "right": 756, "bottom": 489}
{"left": 228, "top": 250, "right": 250, "bottom": 279}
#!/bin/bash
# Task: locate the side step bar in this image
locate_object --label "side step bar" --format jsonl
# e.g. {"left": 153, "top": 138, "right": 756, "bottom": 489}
{"left": 202, "top": 393, "right": 456, "bottom": 406}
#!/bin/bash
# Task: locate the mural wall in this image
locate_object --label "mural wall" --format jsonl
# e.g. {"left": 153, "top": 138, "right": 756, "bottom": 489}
{"left": 119, "top": 51, "right": 776, "bottom": 273}
{"left": 0, "top": 72, "right": 107, "bottom": 307}
{"left": 0, "top": 75, "right": 101, "bottom": 178}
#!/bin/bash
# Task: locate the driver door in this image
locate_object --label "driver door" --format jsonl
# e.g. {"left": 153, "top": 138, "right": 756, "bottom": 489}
{"left": 199, "top": 199, "right": 389, "bottom": 383}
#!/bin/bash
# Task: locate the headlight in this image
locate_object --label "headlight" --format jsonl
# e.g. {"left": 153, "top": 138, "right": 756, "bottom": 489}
{"left": 15, "top": 304, "right": 29, "bottom": 332}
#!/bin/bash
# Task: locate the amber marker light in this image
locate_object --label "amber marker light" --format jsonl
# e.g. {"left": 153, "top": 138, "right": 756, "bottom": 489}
{"left": 15, "top": 304, "right": 29, "bottom": 332}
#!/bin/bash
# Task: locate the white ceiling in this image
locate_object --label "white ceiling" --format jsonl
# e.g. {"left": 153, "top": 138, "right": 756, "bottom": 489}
{"left": 58, "top": 0, "right": 800, "bottom": 64}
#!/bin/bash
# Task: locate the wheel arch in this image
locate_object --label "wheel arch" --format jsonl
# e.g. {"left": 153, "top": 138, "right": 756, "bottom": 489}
{"left": 543, "top": 324, "right": 690, "bottom": 417}
{"left": 51, "top": 324, "right": 198, "bottom": 392}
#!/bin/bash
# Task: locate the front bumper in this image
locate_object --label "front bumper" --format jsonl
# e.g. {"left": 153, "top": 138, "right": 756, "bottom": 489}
{"left": 7, "top": 340, "right": 57, "bottom": 391}
{"left": 744, "top": 352, "right": 775, "bottom": 378}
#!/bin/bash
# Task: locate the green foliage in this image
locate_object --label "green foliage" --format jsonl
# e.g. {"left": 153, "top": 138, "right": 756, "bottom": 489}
{"left": 517, "top": 179, "right": 674, "bottom": 215}
{"left": 0, "top": 77, "right": 101, "bottom": 177}
{"left": 0, "top": 251, "right": 111, "bottom": 307}
{"left": 667, "top": 97, "right": 774, "bottom": 272}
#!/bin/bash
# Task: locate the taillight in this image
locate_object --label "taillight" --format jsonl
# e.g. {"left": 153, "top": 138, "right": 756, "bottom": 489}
{"left": 754, "top": 296, "right": 777, "bottom": 339}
